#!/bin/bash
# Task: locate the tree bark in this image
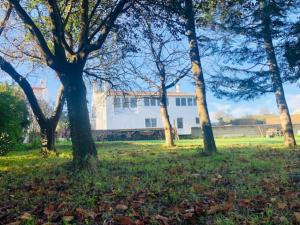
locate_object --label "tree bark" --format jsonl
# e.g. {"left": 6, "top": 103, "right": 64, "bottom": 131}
{"left": 160, "top": 88, "right": 174, "bottom": 147}
{"left": 184, "top": 0, "right": 217, "bottom": 154}
{"left": 40, "top": 121, "right": 56, "bottom": 154}
{"left": 261, "top": 0, "right": 296, "bottom": 147}
{"left": 62, "top": 70, "right": 98, "bottom": 171}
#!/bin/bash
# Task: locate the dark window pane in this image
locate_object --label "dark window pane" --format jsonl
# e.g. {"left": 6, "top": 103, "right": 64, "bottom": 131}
{"left": 176, "top": 98, "right": 181, "bottom": 106}
{"left": 123, "top": 97, "right": 129, "bottom": 108}
{"left": 150, "top": 98, "right": 156, "bottom": 106}
{"left": 193, "top": 98, "right": 197, "bottom": 106}
{"left": 114, "top": 97, "right": 121, "bottom": 108}
{"left": 177, "top": 118, "right": 183, "bottom": 129}
{"left": 188, "top": 98, "right": 193, "bottom": 106}
{"left": 196, "top": 117, "right": 200, "bottom": 124}
{"left": 145, "top": 118, "right": 151, "bottom": 127}
{"left": 151, "top": 118, "right": 157, "bottom": 127}
{"left": 130, "top": 98, "right": 137, "bottom": 108}
{"left": 181, "top": 98, "right": 186, "bottom": 106}
{"left": 144, "top": 97, "right": 150, "bottom": 106}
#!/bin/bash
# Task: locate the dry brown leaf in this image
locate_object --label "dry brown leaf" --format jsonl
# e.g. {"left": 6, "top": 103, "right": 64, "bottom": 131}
{"left": 294, "top": 212, "right": 300, "bottom": 222}
{"left": 62, "top": 216, "right": 74, "bottom": 222}
{"left": 6, "top": 221, "right": 21, "bottom": 225}
{"left": 20, "top": 212, "right": 32, "bottom": 220}
{"left": 155, "top": 214, "right": 169, "bottom": 225}
{"left": 134, "top": 220, "right": 144, "bottom": 225}
{"left": 239, "top": 198, "right": 251, "bottom": 207}
{"left": 114, "top": 216, "right": 135, "bottom": 225}
{"left": 207, "top": 201, "right": 233, "bottom": 215}
{"left": 132, "top": 209, "right": 140, "bottom": 217}
{"left": 222, "top": 202, "right": 234, "bottom": 212}
{"left": 277, "top": 202, "right": 287, "bottom": 210}
{"left": 116, "top": 204, "right": 128, "bottom": 211}
{"left": 183, "top": 212, "right": 194, "bottom": 219}
{"left": 207, "top": 204, "right": 221, "bottom": 215}
{"left": 44, "top": 204, "right": 55, "bottom": 216}
{"left": 75, "top": 207, "right": 96, "bottom": 219}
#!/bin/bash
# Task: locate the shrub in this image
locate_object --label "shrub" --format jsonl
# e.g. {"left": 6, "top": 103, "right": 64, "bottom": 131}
{"left": 0, "top": 83, "right": 29, "bottom": 154}
{"left": 0, "top": 133, "right": 13, "bottom": 156}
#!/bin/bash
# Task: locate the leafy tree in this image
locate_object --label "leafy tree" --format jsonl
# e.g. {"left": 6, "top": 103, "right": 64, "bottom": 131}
{"left": 4, "top": 0, "right": 137, "bottom": 170}
{"left": 0, "top": 83, "right": 29, "bottom": 155}
{"left": 0, "top": 3, "right": 66, "bottom": 154}
{"left": 284, "top": 21, "right": 300, "bottom": 79}
{"left": 205, "top": 0, "right": 299, "bottom": 147}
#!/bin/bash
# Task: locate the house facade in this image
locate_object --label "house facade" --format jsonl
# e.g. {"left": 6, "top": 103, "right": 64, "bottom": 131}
{"left": 91, "top": 86, "right": 200, "bottom": 135}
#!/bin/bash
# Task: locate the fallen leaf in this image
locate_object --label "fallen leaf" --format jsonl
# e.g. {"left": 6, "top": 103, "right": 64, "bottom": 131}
{"left": 239, "top": 198, "right": 251, "bottom": 207}
{"left": 6, "top": 221, "right": 21, "bottom": 225}
{"left": 75, "top": 207, "right": 96, "bottom": 219}
{"left": 222, "top": 202, "right": 234, "bottom": 212}
{"left": 62, "top": 216, "right": 74, "bottom": 222}
{"left": 134, "top": 220, "right": 144, "bottom": 225}
{"left": 131, "top": 209, "right": 140, "bottom": 217}
{"left": 207, "top": 201, "right": 233, "bottom": 215}
{"left": 207, "top": 204, "right": 220, "bottom": 215}
{"left": 183, "top": 212, "right": 194, "bottom": 219}
{"left": 114, "top": 216, "right": 135, "bottom": 225}
{"left": 155, "top": 214, "right": 169, "bottom": 225}
{"left": 20, "top": 212, "right": 32, "bottom": 220}
{"left": 116, "top": 204, "right": 128, "bottom": 211}
{"left": 277, "top": 202, "right": 287, "bottom": 210}
{"left": 44, "top": 204, "right": 55, "bottom": 216}
{"left": 294, "top": 212, "right": 300, "bottom": 222}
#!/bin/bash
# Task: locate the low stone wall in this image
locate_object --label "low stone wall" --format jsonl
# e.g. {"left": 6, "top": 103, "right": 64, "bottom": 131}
{"left": 92, "top": 129, "right": 165, "bottom": 141}
{"left": 191, "top": 124, "right": 300, "bottom": 138}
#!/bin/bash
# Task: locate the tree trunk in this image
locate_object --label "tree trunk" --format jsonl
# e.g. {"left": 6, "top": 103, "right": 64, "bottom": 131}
{"left": 184, "top": 0, "right": 217, "bottom": 154}
{"left": 62, "top": 71, "right": 98, "bottom": 171}
{"left": 160, "top": 89, "right": 174, "bottom": 147}
{"left": 40, "top": 122, "right": 56, "bottom": 155}
{"left": 261, "top": 0, "right": 296, "bottom": 147}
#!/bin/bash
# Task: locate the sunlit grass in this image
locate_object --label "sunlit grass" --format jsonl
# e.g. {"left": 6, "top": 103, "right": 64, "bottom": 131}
{"left": 0, "top": 137, "right": 299, "bottom": 224}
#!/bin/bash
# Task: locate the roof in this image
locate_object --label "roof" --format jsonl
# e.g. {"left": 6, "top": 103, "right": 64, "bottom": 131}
{"left": 98, "top": 90, "right": 195, "bottom": 97}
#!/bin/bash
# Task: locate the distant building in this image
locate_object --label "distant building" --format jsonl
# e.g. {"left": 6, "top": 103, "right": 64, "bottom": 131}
{"left": 32, "top": 80, "right": 47, "bottom": 100}
{"left": 265, "top": 114, "right": 300, "bottom": 125}
{"left": 91, "top": 85, "right": 200, "bottom": 135}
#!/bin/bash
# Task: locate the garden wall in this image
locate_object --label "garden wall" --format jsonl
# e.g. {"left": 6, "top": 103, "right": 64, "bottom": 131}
{"left": 191, "top": 124, "right": 300, "bottom": 138}
{"left": 92, "top": 128, "right": 165, "bottom": 141}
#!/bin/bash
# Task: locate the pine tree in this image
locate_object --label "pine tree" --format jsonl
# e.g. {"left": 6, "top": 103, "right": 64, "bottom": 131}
{"left": 206, "top": 0, "right": 299, "bottom": 147}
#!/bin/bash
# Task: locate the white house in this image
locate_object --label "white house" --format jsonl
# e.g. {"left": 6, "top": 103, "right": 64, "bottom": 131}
{"left": 90, "top": 85, "right": 200, "bottom": 135}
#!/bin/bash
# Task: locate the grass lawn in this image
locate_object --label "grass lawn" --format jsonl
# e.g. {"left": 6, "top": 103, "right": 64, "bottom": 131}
{"left": 0, "top": 137, "right": 300, "bottom": 225}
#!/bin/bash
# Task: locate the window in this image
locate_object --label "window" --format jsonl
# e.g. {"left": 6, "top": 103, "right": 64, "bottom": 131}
{"left": 150, "top": 98, "right": 157, "bottom": 106}
{"left": 177, "top": 118, "right": 183, "bottom": 129}
{"left": 188, "top": 98, "right": 193, "bottom": 106}
{"left": 130, "top": 97, "right": 137, "bottom": 108}
{"left": 145, "top": 118, "right": 157, "bottom": 128}
{"left": 181, "top": 98, "right": 187, "bottom": 106}
{"left": 144, "top": 97, "right": 150, "bottom": 106}
{"left": 176, "top": 98, "right": 181, "bottom": 106}
{"left": 114, "top": 97, "right": 121, "bottom": 108}
{"left": 193, "top": 97, "right": 197, "bottom": 106}
{"left": 196, "top": 117, "right": 200, "bottom": 124}
{"left": 122, "top": 97, "right": 129, "bottom": 108}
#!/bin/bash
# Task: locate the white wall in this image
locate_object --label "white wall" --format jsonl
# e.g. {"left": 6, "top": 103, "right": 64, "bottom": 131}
{"left": 92, "top": 92, "right": 200, "bottom": 135}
